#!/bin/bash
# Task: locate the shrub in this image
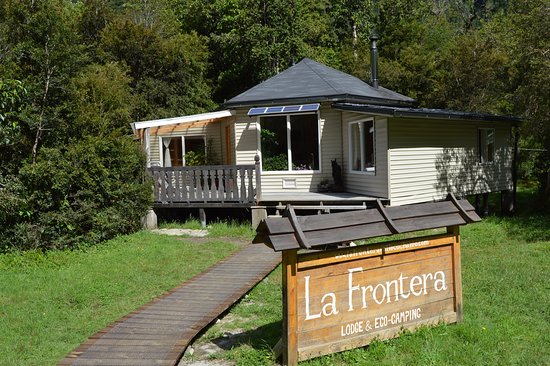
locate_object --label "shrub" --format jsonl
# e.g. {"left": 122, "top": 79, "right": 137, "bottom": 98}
{"left": 0, "top": 135, "right": 152, "bottom": 251}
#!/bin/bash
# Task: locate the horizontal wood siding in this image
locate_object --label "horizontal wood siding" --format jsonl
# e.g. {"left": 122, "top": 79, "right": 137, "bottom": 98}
{"left": 148, "top": 120, "right": 225, "bottom": 166}
{"left": 236, "top": 104, "right": 342, "bottom": 193}
{"left": 342, "top": 112, "right": 389, "bottom": 198}
{"left": 234, "top": 109, "right": 258, "bottom": 165}
{"left": 388, "top": 118, "right": 514, "bottom": 206}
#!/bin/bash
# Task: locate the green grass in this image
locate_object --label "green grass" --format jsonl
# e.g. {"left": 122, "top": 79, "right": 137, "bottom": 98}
{"left": 2, "top": 190, "right": 548, "bottom": 366}
{"left": 186, "top": 190, "right": 550, "bottom": 366}
{"left": 0, "top": 231, "right": 240, "bottom": 365}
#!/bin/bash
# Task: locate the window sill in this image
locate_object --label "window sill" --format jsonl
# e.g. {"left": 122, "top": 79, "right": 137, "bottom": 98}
{"left": 262, "top": 170, "right": 321, "bottom": 175}
{"left": 348, "top": 170, "right": 376, "bottom": 176}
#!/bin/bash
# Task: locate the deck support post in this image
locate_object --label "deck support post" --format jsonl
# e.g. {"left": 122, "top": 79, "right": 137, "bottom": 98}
{"left": 251, "top": 206, "right": 267, "bottom": 228}
{"left": 141, "top": 209, "right": 158, "bottom": 230}
{"left": 254, "top": 155, "right": 262, "bottom": 203}
{"left": 199, "top": 208, "right": 206, "bottom": 228}
{"left": 501, "top": 189, "right": 514, "bottom": 216}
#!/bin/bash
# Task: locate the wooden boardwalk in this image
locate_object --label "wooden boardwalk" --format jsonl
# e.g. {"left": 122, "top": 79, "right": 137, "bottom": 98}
{"left": 59, "top": 244, "right": 281, "bottom": 366}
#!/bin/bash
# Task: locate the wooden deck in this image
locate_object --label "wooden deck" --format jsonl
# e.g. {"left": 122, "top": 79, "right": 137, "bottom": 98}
{"left": 58, "top": 244, "right": 281, "bottom": 366}
{"left": 150, "top": 162, "right": 261, "bottom": 208}
{"left": 258, "top": 191, "right": 383, "bottom": 212}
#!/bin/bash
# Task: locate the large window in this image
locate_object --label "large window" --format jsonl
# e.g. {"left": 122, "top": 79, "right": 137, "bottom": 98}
{"left": 349, "top": 119, "right": 375, "bottom": 173}
{"left": 478, "top": 128, "right": 495, "bottom": 164}
{"left": 161, "top": 136, "right": 205, "bottom": 167}
{"left": 260, "top": 113, "right": 319, "bottom": 171}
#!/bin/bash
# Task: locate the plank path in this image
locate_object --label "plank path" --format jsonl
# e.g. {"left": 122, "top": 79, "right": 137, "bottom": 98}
{"left": 59, "top": 244, "right": 281, "bottom": 366}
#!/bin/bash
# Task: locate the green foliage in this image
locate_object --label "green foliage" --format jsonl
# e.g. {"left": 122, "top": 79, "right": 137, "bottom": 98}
{"left": 184, "top": 150, "right": 206, "bottom": 166}
{"left": 260, "top": 128, "right": 288, "bottom": 171}
{"left": 0, "top": 231, "right": 239, "bottom": 364}
{"left": 1, "top": 136, "right": 152, "bottom": 251}
{"left": 68, "top": 62, "right": 133, "bottom": 137}
{"left": 0, "top": 0, "right": 549, "bottom": 250}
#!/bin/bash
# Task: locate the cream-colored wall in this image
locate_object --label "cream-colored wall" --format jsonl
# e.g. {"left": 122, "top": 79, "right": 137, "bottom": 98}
{"left": 149, "top": 122, "right": 223, "bottom": 166}
{"left": 388, "top": 118, "right": 514, "bottom": 206}
{"left": 233, "top": 104, "right": 342, "bottom": 193}
{"left": 341, "top": 112, "right": 389, "bottom": 198}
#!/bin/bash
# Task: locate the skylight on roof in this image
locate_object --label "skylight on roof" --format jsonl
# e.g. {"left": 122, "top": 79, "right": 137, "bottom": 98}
{"left": 247, "top": 103, "right": 320, "bottom": 116}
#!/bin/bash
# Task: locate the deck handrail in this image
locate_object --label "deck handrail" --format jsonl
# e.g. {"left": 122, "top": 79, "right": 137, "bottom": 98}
{"left": 149, "top": 159, "right": 261, "bottom": 205}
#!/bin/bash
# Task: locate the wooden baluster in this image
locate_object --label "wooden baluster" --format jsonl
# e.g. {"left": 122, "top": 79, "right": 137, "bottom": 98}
{"left": 240, "top": 167, "right": 246, "bottom": 203}
{"left": 218, "top": 169, "right": 224, "bottom": 203}
{"left": 247, "top": 167, "right": 253, "bottom": 203}
{"left": 202, "top": 169, "right": 209, "bottom": 202}
{"left": 195, "top": 169, "right": 202, "bottom": 201}
{"left": 210, "top": 169, "right": 217, "bottom": 200}
{"left": 228, "top": 168, "right": 235, "bottom": 200}
{"left": 152, "top": 169, "right": 160, "bottom": 201}
{"left": 182, "top": 169, "right": 188, "bottom": 202}
{"left": 159, "top": 170, "right": 166, "bottom": 202}
{"left": 174, "top": 168, "right": 180, "bottom": 201}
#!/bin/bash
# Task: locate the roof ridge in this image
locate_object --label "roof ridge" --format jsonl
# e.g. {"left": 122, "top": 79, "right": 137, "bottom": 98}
{"left": 303, "top": 59, "right": 342, "bottom": 94}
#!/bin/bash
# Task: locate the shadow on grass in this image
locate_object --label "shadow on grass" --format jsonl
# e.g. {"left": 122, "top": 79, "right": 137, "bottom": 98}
{"left": 482, "top": 188, "right": 550, "bottom": 243}
{"left": 210, "top": 321, "right": 281, "bottom": 353}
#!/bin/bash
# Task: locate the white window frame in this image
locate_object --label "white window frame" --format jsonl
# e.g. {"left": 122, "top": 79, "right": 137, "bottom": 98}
{"left": 348, "top": 118, "right": 376, "bottom": 175}
{"left": 159, "top": 134, "right": 206, "bottom": 167}
{"left": 478, "top": 128, "right": 495, "bottom": 164}
{"left": 257, "top": 111, "right": 322, "bottom": 174}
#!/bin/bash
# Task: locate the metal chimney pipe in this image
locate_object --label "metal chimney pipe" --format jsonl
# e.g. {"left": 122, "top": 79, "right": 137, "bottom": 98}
{"left": 370, "top": 33, "right": 379, "bottom": 88}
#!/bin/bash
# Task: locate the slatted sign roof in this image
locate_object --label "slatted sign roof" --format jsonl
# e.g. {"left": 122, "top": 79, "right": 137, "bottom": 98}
{"left": 253, "top": 194, "right": 481, "bottom": 252}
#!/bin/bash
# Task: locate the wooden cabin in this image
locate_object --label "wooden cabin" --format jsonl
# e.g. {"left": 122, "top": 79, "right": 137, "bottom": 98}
{"left": 132, "top": 57, "right": 519, "bottom": 224}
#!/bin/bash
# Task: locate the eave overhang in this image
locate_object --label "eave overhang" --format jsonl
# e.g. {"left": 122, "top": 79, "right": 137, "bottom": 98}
{"left": 221, "top": 94, "right": 417, "bottom": 110}
{"left": 333, "top": 103, "right": 522, "bottom": 125}
{"left": 130, "top": 110, "right": 235, "bottom": 134}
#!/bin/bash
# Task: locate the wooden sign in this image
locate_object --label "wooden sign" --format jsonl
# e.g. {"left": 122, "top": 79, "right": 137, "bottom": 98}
{"left": 281, "top": 226, "right": 462, "bottom": 364}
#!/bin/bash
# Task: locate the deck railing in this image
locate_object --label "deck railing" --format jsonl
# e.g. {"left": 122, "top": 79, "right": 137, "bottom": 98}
{"left": 149, "top": 158, "right": 261, "bottom": 205}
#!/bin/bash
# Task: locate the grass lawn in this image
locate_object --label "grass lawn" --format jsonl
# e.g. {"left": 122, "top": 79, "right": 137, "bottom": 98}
{"left": 0, "top": 222, "right": 250, "bottom": 365}
{"left": 186, "top": 190, "right": 550, "bottom": 366}
{"left": 1, "top": 193, "right": 548, "bottom": 366}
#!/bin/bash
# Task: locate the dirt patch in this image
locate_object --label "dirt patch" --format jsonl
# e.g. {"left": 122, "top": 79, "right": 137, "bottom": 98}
{"left": 151, "top": 228, "right": 209, "bottom": 237}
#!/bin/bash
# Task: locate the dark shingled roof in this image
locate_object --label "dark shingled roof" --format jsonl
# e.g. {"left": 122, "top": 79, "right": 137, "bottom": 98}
{"left": 223, "top": 58, "right": 416, "bottom": 108}
{"left": 333, "top": 103, "right": 522, "bottom": 124}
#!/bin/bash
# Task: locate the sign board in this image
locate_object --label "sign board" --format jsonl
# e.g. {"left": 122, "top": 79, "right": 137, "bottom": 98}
{"left": 282, "top": 227, "right": 462, "bottom": 364}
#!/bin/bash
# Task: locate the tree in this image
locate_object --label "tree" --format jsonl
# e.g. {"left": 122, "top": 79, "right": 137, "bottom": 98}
{"left": 508, "top": 0, "right": 550, "bottom": 197}
{"left": 0, "top": 0, "right": 86, "bottom": 162}
{"left": 100, "top": 13, "right": 214, "bottom": 119}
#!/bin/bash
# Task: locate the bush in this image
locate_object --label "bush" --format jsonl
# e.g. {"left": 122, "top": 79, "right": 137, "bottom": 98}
{"left": 0, "top": 135, "right": 152, "bottom": 251}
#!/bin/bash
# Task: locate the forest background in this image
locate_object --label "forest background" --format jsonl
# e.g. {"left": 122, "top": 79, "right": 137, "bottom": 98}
{"left": 0, "top": 0, "right": 548, "bottom": 251}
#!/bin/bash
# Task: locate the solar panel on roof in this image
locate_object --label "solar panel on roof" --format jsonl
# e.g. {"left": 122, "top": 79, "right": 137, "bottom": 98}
{"left": 266, "top": 106, "right": 284, "bottom": 113}
{"left": 283, "top": 105, "right": 301, "bottom": 112}
{"left": 300, "top": 104, "right": 319, "bottom": 111}
{"left": 248, "top": 107, "right": 267, "bottom": 116}
{"left": 247, "top": 103, "right": 320, "bottom": 116}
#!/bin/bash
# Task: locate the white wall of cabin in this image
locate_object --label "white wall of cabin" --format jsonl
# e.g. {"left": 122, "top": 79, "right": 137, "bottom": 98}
{"left": 341, "top": 112, "right": 390, "bottom": 198}
{"left": 233, "top": 104, "right": 341, "bottom": 193}
{"left": 388, "top": 118, "right": 514, "bottom": 206}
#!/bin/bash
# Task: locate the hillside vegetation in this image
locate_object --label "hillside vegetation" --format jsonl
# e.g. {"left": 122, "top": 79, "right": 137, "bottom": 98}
{"left": 1, "top": 0, "right": 548, "bottom": 250}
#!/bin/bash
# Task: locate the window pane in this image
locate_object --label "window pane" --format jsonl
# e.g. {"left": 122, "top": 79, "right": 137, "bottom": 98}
{"left": 184, "top": 137, "right": 205, "bottom": 166}
{"left": 479, "top": 129, "right": 495, "bottom": 163}
{"left": 163, "top": 137, "right": 183, "bottom": 167}
{"left": 363, "top": 120, "right": 375, "bottom": 171}
{"left": 487, "top": 129, "right": 494, "bottom": 162}
{"left": 351, "top": 123, "right": 361, "bottom": 171}
{"left": 290, "top": 114, "right": 319, "bottom": 170}
{"left": 261, "top": 116, "right": 288, "bottom": 171}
